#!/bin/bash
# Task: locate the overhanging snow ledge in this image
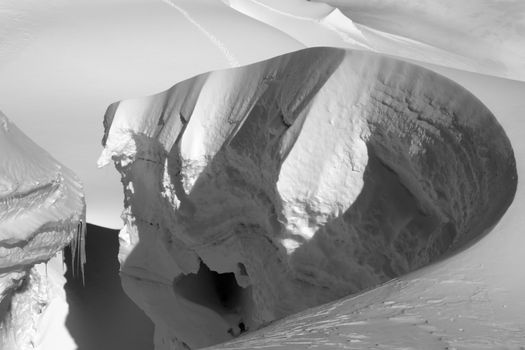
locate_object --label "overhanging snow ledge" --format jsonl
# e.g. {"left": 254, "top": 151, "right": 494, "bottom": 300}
{"left": 100, "top": 47, "right": 517, "bottom": 349}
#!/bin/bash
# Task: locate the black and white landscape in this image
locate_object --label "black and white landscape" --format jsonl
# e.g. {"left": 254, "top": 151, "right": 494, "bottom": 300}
{"left": 0, "top": 1, "right": 524, "bottom": 349}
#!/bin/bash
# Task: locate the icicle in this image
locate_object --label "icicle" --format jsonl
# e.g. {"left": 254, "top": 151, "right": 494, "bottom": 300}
{"left": 69, "top": 205, "right": 87, "bottom": 285}
{"left": 79, "top": 218, "right": 86, "bottom": 285}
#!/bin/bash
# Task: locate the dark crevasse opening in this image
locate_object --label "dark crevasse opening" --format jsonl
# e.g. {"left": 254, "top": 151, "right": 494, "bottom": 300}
{"left": 63, "top": 223, "right": 154, "bottom": 350}
{"left": 173, "top": 261, "right": 250, "bottom": 336}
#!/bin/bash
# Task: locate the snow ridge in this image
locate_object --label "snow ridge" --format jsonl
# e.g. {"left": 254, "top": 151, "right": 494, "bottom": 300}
{"left": 226, "top": 0, "right": 372, "bottom": 50}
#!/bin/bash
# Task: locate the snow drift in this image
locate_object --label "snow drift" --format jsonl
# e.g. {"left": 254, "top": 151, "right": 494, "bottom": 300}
{"left": 224, "top": 0, "right": 525, "bottom": 81}
{"left": 99, "top": 47, "right": 516, "bottom": 349}
{"left": 0, "top": 111, "right": 85, "bottom": 349}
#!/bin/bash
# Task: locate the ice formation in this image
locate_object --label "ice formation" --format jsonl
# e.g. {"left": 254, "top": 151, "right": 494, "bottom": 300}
{"left": 0, "top": 111, "right": 85, "bottom": 350}
{"left": 99, "top": 47, "right": 516, "bottom": 349}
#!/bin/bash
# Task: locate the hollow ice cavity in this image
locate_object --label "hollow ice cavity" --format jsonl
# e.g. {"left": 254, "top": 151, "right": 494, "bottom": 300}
{"left": 99, "top": 47, "right": 516, "bottom": 349}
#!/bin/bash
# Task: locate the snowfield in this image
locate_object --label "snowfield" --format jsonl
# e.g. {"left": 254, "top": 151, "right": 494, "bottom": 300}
{"left": 1, "top": 0, "right": 524, "bottom": 349}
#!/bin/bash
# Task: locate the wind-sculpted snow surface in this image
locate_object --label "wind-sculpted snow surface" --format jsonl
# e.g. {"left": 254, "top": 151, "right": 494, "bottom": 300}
{"left": 99, "top": 47, "right": 516, "bottom": 349}
{"left": 0, "top": 111, "right": 86, "bottom": 350}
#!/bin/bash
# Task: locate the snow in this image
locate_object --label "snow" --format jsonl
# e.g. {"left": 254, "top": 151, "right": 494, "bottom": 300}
{"left": 228, "top": 0, "right": 525, "bottom": 81}
{"left": 1, "top": 0, "right": 521, "bottom": 229}
{"left": 34, "top": 254, "right": 77, "bottom": 350}
{"left": 210, "top": 54, "right": 525, "bottom": 350}
{"left": 225, "top": 0, "right": 372, "bottom": 50}
{"left": 1, "top": 0, "right": 525, "bottom": 349}
{"left": 0, "top": 112, "right": 85, "bottom": 350}
{"left": 312, "top": 0, "right": 525, "bottom": 81}
{"left": 0, "top": 0, "right": 302, "bottom": 228}
{"left": 100, "top": 47, "right": 516, "bottom": 349}
{"left": 62, "top": 223, "right": 154, "bottom": 350}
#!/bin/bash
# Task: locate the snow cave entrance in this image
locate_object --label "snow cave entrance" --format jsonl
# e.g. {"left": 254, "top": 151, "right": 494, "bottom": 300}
{"left": 173, "top": 261, "right": 249, "bottom": 336}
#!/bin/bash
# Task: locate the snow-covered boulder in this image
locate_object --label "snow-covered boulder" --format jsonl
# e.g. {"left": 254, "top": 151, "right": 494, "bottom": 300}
{"left": 99, "top": 47, "right": 516, "bottom": 349}
{"left": 0, "top": 111, "right": 85, "bottom": 350}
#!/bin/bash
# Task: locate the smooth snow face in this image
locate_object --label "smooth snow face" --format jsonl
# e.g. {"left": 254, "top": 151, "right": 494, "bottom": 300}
{"left": 0, "top": 111, "right": 85, "bottom": 349}
{"left": 100, "top": 47, "right": 516, "bottom": 349}
{"left": 316, "top": 0, "right": 525, "bottom": 81}
{"left": 3, "top": 0, "right": 520, "bottom": 230}
{"left": 225, "top": 0, "right": 525, "bottom": 81}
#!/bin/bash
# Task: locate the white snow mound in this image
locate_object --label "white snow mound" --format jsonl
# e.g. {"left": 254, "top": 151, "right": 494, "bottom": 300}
{"left": 99, "top": 47, "right": 516, "bottom": 349}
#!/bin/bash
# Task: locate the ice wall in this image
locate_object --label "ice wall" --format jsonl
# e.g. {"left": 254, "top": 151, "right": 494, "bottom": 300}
{"left": 99, "top": 47, "right": 516, "bottom": 349}
{"left": 0, "top": 111, "right": 85, "bottom": 350}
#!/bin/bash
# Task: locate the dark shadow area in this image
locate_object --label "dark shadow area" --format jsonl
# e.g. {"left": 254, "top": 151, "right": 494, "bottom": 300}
{"left": 64, "top": 223, "right": 154, "bottom": 350}
{"left": 289, "top": 144, "right": 450, "bottom": 296}
{"left": 173, "top": 261, "right": 249, "bottom": 336}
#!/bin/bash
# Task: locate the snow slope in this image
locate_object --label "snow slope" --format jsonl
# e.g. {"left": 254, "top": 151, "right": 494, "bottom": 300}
{"left": 99, "top": 47, "right": 516, "bottom": 349}
{"left": 225, "top": 0, "right": 525, "bottom": 81}
{"left": 0, "top": 0, "right": 302, "bottom": 228}
{"left": 0, "top": 111, "right": 85, "bottom": 350}
{"left": 317, "top": 0, "right": 525, "bottom": 81}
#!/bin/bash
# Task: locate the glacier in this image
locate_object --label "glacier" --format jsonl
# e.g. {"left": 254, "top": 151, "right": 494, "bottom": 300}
{"left": 0, "top": 111, "right": 85, "bottom": 349}
{"left": 99, "top": 47, "right": 516, "bottom": 349}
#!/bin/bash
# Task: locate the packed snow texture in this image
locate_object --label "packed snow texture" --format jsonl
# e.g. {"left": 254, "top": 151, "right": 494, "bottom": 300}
{"left": 99, "top": 47, "right": 516, "bottom": 349}
{"left": 0, "top": 111, "right": 86, "bottom": 350}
